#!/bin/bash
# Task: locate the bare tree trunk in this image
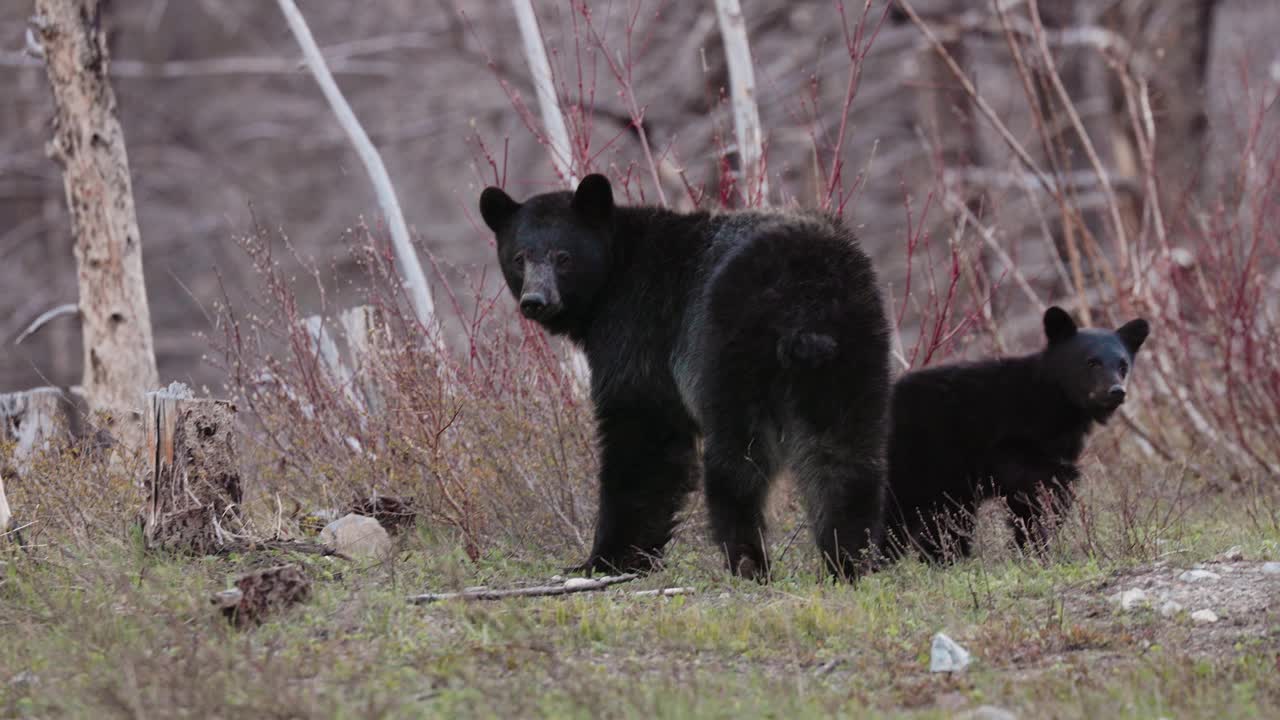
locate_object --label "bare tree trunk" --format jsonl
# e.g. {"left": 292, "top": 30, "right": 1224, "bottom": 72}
{"left": 33, "top": 0, "right": 159, "bottom": 450}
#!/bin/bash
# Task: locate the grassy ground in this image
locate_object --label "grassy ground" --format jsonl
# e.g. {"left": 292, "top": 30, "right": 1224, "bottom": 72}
{"left": 1, "top": 458, "right": 1278, "bottom": 719}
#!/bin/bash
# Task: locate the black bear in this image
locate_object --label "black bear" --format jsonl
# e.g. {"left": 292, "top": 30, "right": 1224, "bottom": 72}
{"left": 478, "top": 174, "right": 891, "bottom": 580}
{"left": 882, "top": 306, "right": 1150, "bottom": 563}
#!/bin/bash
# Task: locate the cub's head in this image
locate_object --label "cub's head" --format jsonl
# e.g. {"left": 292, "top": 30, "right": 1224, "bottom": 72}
{"left": 478, "top": 174, "right": 616, "bottom": 335}
{"left": 1040, "top": 306, "right": 1150, "bottom": 422}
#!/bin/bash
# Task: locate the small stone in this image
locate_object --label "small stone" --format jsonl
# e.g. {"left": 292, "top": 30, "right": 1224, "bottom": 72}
{"left": 957, "top": 705, "right": 1018, "bottom": 720}
{"left": 1109, "top": 588, "right": 1150, "bottom": 611}
{"left": 1216, "top": 545, "right": 1244, "bottom": 562}
{"left": 1159, "top": 600, "right": 1184, "bottom": 617}
{"left": 320, "top": 513, "right": 392, "bottom": 560}
{"left": 1178, "top": 569, "right": 1221, "bottom": 582}
{"left": 7, "top": 671, "right": 38, "bottom": 687}
{"left": 549, "top": 575, "right": 564, "bottom": 583}
{"left": 1191, "top": 609, "right": 1219, "bottom": 624}
{"left": 563, "top": 577, "right": 595, "bottom": 590}
{"left": 930, "top": 632, "right": 972, "bottom": 673}
{"left": 1261, "top": 562, "right": 1280, "bottom": 575}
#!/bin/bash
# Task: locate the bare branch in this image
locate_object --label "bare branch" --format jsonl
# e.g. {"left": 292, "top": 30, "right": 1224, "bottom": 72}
{"left": 13, "top": 303, "right": 78, "bottom": 346}
{"left": 510, "top": 0, "right": 576, "bottom": 187}
{"left": 714, "top": 0, "right": 768, "bottom": 204}
{"left": 274, "top": 0, "right": 442, "bottom": 348}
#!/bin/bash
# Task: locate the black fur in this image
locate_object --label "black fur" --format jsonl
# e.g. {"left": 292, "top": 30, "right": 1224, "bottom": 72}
{"left": 479, "top": 175, "right": 891, "bottom": 580}
{"left": 882, "top": 307, "right": 1150, "bottom": 563}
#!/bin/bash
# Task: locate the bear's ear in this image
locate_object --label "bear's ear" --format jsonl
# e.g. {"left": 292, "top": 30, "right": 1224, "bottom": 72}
{"left": 1043, "top": 306, "right": 1078, "bottom": 345}
{"left": 1116, "top": 318, "right": 1150, "bottom": 355}
{"left": 479, "top": 187, "right": 521, "bottom": 234}
{"left": 572, "top": 173, "right": 614, "bottom": 224}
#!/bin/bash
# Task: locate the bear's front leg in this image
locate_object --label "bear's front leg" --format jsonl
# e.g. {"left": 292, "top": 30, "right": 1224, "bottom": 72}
{"left": 570, "top": 411, "right": 700, "bottom": 576}
{"left": 1003, "top": 462, "right": 1079, "bottom": 557}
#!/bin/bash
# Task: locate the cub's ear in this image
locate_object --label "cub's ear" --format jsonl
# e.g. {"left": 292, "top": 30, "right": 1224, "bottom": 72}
{"left": 1043, "top": 306, "right": 1078, "bottom": 345}
{"left": 1116, "top": 318, "right": 1150, "bottom": 355}
{"left": 572, "top": 174, "right": 614, "bottom": 224}
{"left": 479, "top": 187, "right": 521, "bottom": 233}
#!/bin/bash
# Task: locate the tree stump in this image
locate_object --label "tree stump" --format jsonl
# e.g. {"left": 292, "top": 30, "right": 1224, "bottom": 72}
{"left": 143, "top": 383, "right": 244, "bottom": 554}
{"left": 0, "top": 387, "right": 72, "bottom": 468}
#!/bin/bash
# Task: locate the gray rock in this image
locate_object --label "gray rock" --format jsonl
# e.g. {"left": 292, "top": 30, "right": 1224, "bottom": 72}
{"left": 320, "top": 513, "right": 392, "bottom": 560}
{"left": 1191, "top": 609, "right": 1219, "bottom": 624}
{"left": 1159, "top": 600, "right": 1184, "bottom": 617}
{"left": 1216, "top": 545, "right": 1245, "bottom": 562}
{"left": 1178, "top": 569, "right": 1221, "bottom": 582}
{"left": 1261, "top": 562, "right": 1280, "bottom": 575}
{"left": 1108, "top": 588, "right": 1150, "bottom": 611}
{"left": 929, "top": 632, "right": 972, "bottom": 672}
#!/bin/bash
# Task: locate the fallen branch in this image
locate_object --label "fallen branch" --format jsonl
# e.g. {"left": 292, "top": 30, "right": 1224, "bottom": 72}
{"left": 409, "top": 574, "right": 638, "bottom": 604}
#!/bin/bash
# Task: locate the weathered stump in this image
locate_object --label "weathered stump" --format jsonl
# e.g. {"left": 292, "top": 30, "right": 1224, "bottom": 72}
{"left": 143, "top": 383, "right": 244, "bottom": 554}
{"left": 1, "top": 387, "right": 73, "bottom": 465}
{"left": 1, "top": 386, "right": 80, "bottom": 534}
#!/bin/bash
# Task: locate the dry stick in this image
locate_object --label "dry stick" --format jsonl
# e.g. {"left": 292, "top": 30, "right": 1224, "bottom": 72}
{"left": 941, "top": 188, "right": 1045, "bottom": 313}
{"left": 1026, "top": 0, "right": 1130, "bottom": 277}
{"left": 895, "top": 0, "right": 1056, "bottom": 198}
{"left": 275, "top": 0, "right": 441, "bottom": 352}
{"left": 409, "top": 574, "right": 639, "bottom": 604}
{"left": 509, "top": 0, "right": 590, "bottom": 391}
{"left": 714, "top": 0, "right": 768, "bottom": 205}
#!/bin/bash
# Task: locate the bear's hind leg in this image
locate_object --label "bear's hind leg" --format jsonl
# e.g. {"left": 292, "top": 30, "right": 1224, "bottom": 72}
{"left": 798, "top": 451, "right": 886, "bottom": 580}
{"left": 702, "top": 428, "right": 775, "bottom": 581}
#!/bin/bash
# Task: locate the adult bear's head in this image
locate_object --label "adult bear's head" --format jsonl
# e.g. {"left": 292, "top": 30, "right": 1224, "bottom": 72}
{"left": 479, "top": 174, "right": 616, "bottom": 336}
{"left": 1039, "top": 306, "right": 1150, "bottom": 422}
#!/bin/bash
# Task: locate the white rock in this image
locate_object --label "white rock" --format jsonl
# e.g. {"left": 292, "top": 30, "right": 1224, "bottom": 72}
{"left": 563, "top": 578, "right": 595, "bottom": 590}
{"left": 1109, "top": 588, "right": 1150, "bottom": 611}
{"left": 930, "top": 633, "right": 972, "bottom": 673}
{"left": 549, "top": 575, "right": 564, "bottom": 583}
{"left": 319, "top": 513, "right": 392, "bottom": 560}
{"left": 1159, "top": 600, "right": 1184, "bottom": 617}
{"left": 1191, "top": 609, "right": 1219, "bottom": 624}
{"left": 1217, "top": 545, "right": 1245, "bottom": 562}
{"left": 957, "top": 706, "right": 1017, "bottom": 720}
{"left": 1178, "top": 569, "right": 1221, "bottom": 582}
{"left": 1261, "top": 562, "right": 1280, "bottom": 575}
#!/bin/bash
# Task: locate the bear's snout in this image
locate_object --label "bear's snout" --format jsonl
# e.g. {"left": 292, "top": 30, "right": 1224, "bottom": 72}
{"left": 520, "top": 292, "right": 549, "bottom": 318}
{"left": 1107, "top": 385, "right": 1126, "bottom": 404}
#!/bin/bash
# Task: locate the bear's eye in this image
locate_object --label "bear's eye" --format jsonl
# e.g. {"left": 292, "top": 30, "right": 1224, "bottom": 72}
{"left": 1119, "top": 360, "right": 1129, "bottom": 376}
{"left": 553, "top": 250, "right": 572, "bottom": 270}
{"left": 1087, "top": 357, "right": 1103, "bottom": 369}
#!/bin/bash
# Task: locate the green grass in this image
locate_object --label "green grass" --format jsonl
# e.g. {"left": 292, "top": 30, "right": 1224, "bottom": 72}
{"left": 2, "top": 481, "right": 1278, "bottom": 719}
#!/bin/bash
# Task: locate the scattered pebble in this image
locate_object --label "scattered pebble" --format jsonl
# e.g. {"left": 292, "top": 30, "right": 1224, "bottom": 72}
{"left": 1261, "top": 562, "right": 1280, "bottom": 575}
{"left": 930, "top": 633, "right": 972, "bottom": 673}
{"left": 7, "top": 671, "right": 38, "bottom": 688}
{"left": 1191, "top": 609, "right": 1219, "bottom": 624}
{"left": 549, "top": 575, "right": 564, "bottom": 583}
{"left": 563, "top": 578, "right": 595, "bottom": 590}
{"left": 1108, "top": 588, "right": 1150, "bottom": 611}
{"left": 1159, "top": 600, "right": 1184, "bottom": 618}
{"left": 1178, "top": 569, "right": 1221, "bottom": 583}
{"left": 957, "top": 706, "right": 1017, "bottom": 720}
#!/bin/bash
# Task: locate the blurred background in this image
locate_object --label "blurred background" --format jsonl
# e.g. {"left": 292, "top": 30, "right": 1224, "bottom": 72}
{"left": 2, "top": 0, "right": 1277, "bottom": 393}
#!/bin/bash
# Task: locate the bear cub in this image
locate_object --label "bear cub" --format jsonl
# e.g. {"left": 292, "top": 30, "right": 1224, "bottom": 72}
{"left": 882, "top": 306, "right": 1150, "bottom": 563}
{"left": 479, "top": 175, "right": 891, "bottom": 580}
